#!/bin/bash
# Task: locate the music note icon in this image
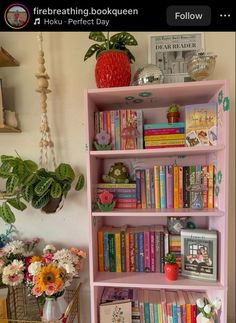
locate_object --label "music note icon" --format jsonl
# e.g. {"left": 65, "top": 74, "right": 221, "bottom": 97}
{"left": 34, "top": 18, "right": 40, "bottom": 25}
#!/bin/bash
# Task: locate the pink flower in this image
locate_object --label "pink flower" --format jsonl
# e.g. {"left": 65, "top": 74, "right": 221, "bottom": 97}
{"left": 45, "top": 283, "right": 59, "bottom": 296}
{"left": 75, "top": 262, "right": 83, "bottom": 271}
{"left": 42, "top": 253, "right": 53, "bottom": 264}
{"left": 99, "top": 191, "right": 113, "bottom": 205}
{"left": 70, "top": 248, "right": 87, "bottom": 259}
{"left": 32, "top": 285, "right": 43, "bottom": 297}
{"left": 96, "top": 131, "right": 110, "bottom": 145}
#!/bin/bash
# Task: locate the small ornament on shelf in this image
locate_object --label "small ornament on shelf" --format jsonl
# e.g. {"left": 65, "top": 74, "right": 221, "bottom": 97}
{"left": 166, "top": 104, "right": 180, "bottom": 123}
{"left": 167, "top": 217, "right": 189, "bottom": 234}
{"left": 164, "top": 253, "right": 179, "bottom": 281}
{"left": 121, "top": 120, "right": 140, "bottom": 150}
{"left": 97, "top": 190, "right": 116, "bottom": 212}
{"left": 102, "top": 162, "right": 130, "bottom": 184}
{"left": 196, "top": 296, "right": 221, "bottom": 323}
{"left": 94, "top": 130, "right": 112, "bottom": 150}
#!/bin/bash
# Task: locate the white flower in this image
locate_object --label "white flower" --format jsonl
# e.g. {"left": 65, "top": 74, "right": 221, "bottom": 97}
{"left": 3, "top": 240, "right": 25, "bottom": 255}
{"left": 0, "top": 259, "right": 5, "bottom": 274}
{"left": 196, "top": 298, "right": 205, "bottom": 308}
{"left": 2, "top": 269, "right": 24, "bottom": 286}
{"left": 63, "top": 263, "right": 76, "bottom": 275}
{"left": 28, "top": 261, "right": 42, "bottom": 276}
{"left": 114, "top": 169, "right": 121, "bottom": 176}
{"left": 43, "top": 244, "right": 56, "bottom": 254}
{"left": 11, "top": 259, "right": 25, "bottom": 272}
{"left": 212, "top": 297, "right": 222, "bottom": 311}
{"left": 204, "top": 304, "right": 212, "bottom": 314}
{"left": 53, "top": 249, "right": 77, "bottom": 264}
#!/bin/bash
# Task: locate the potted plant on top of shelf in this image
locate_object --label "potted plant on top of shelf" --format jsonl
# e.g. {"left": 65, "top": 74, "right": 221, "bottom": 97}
{"left": 84, "top": 31, "right": 138, "bottom": 88}
{"left": 167, "top": 104, "right": 181, "bottom": 123}
{"left": 164, "top": 253, "right": 179, "bottom": 281}
{"left": 0, "top": 154, "right": 85, "bottom": 224}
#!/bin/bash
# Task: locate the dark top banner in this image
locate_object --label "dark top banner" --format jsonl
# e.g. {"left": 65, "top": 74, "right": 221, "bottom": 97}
{"left": 0, "top": 1, "right": 235, "bottom": 31}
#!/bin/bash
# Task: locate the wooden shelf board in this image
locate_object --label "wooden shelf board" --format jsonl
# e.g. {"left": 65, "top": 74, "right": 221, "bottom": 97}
{"left": 93, "top": 272, "right": 224, "bottom": 290}
{"left": 92, "top": 208, "right": 224, "bottom": 217}
{"left": 0, "top": 124, "right": 21, "bottom": 133}
{"left": 0, "top": 47, "right": 19, "bottom": 67}
{"left": 90, "top": 145, "right": 225, "bottom": 159}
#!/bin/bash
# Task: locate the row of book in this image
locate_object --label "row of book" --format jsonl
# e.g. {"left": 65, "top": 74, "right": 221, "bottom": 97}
{"left": 94, "top": 109, "right": 143, "bottom": 150}
{"left": 135, "top": 164, "right": 214, "bottom": 209}
{"left": 100, "top": 287, "right": 208, "bottom": 323}
{"left": 97, "top": 225, "right": 177, "bottom": 273}
{"left": 144, "top": 123, "right": 185, "bottom": 149}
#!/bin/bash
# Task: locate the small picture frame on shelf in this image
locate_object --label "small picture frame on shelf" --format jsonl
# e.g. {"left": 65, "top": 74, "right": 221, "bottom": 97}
{"left": 181, "top": 229, "right": 217, "bottom": 281}
{"left": 148, "top": 32, "right": 205, "bottom": 83}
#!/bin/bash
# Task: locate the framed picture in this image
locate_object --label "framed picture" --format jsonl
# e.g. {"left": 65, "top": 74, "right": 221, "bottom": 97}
{"left": 181, "top": 229, "right": 217, "bottom": 281}
{"left": 148, "top": 32, "right": 205, "bottom": 83}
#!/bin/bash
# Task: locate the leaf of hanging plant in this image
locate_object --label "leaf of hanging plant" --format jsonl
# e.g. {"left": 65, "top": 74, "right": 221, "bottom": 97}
{"left": 110, "top": 32, "right": 138, "bottom": 46}
{"left": 31, "top": 193, "right": 50, "bottom": 209}
{"left": 50, "top": 182, "right": 62, "bottom": 198}
{"left": 75, "top": 174, "right": 85, "bottom": 191}
{"left": 6, "top": 174, "right": 19, "bottom": 194}
{"left": 24, "top": 160, "right": 38, "bottom": 172}
{"left": 89, "top": 32, "right": 106, "bottom": 42}
{"left": 84, "top": 44, "right": 101, "bottom": 61}
{"left": 55, "top": 163, "right": 75, "bottom": 181}
{"left": 0, "top": 163, "right": 12, "bottom": 178}
{"left": 36, "top": 168, "right": 50, "bottom": 179}
{"left": 0, "top": 202, "right": 16, "bottom": 224}
{"left": 23, "top": 173, "right": 38, "bottom": 186}
{"left": 22, "top": 185, "right": 35, "bottom": 202}
{"left": 34, "top": 178, "right": 54, "bottom": 196}
{"left": 6, "top": 198, "right": 27, "bottom": 211}
{"left": 0, "top": 155, "right": 16, "bottom": 162}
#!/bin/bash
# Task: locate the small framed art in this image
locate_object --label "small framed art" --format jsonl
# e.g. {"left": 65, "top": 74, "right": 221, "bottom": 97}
{"left": 181, "top": 229, "right": 217, "bottom": 281}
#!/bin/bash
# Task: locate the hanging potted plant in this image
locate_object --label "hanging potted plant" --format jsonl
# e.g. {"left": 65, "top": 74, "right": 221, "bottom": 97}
{"left": 0, "top": 155, "right": 85, "bottom": 224}
{"left": 164, "top": 253, "right": 179, "bottom": 281}
{"left": 84, "top": 31, "right": 138, "bottom": 88}
{"left": 167, "top": 104, "right": 181, "bottom": 123}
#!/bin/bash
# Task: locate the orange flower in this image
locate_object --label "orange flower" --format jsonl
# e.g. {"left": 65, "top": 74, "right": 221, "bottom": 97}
{"left": 36, "top": 265, "right": 63, "bottom": 291}
{"left": 31, "top": 256, "right": 42, "bottom": 263}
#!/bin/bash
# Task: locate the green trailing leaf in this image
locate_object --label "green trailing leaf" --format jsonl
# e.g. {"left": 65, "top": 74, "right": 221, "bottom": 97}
{"left": 62, "top": 182, "right": 71, "bottom": 197}
{"left": 110, "top": 32, "right": 138, "bottom": 46}
{"left": 89, "top": 32, "right": 106, "bottom": 42}
{"left": 34, "top": 178, "right": 54, "bottom": 196}
{"left": 31, "top": 193, "right": 50, "bottom": 209}
{"left": 84, "top": 44, "right": 101, "bottom": 61}
{"left": 75, "top": 174, "right": 85, "bottom": 191}
{"left": 6, "top": 174, "right": 19, "bottom": 194}
{"left": 23, "top": 173, "right": 37, "bottom": 186}
{"left": 50, "top": 182, "right": 62, "bottom": 198}
{"left": 24, "top": 160, "right": 38, "bottom": 172}
{"left": 6, "top": 198, "right": 27, "bottom": 211}
{"left": 0, "top": 161, "right": 12, "bottom": 173}
{"left": 22, "top": 185, "right": 34, "bottom": 202}
{"left": 55, "top": 163, "right": 75, "bottom": 181}
{"left": 0, "top": 155, "right": 16, "bottom": 162}
{"left": 36, "top": 168, "right": 50, "bottom": 179}
{"left": 0, "top": 202, "right": 16, "bottom": 223}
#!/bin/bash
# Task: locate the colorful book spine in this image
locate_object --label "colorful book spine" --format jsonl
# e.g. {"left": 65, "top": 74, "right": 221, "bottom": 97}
{"left": 97, "top": 231, "right": 104, "bottom": 272}
{"left": 114, "top": 110, "right": 120, "bottom": 150}
{"left": 136, "top": 170, "right": 142, "bottom": 208}
{"left": 144, "top": 122, "right": 185, "bottom": 130}
{"left": 108, "top": 233, "right": 116, "bottom": 272}
{"left": 129, "top": 231, "right": 135, "bottom": 272}
{"left": 159, "top": 166, "right": 166, "bottom": 208}
{"left": 150, "top": 231, "right": 155, "bottom": 272}
{"left": 178, "top": 166, "right": 183, "bottom": 208}
{"left": 110, "top": 110, "right": 116, "bottom": 149}
{"left": 160, "top": 231, "right": 165, "bottom": 273}
{"left": 120, "top": 230, "right": 126, "bottom": 272}
{"left": 166, "top": 165, "right": 173, "bottom": 208}
{"left": 99, "top": 111, "right": 103, "bottom": 132}
{"left": 125, "top": 231, "right": 130, "bottom": 272}
{"left": 141, "top": 170, "right": 147, "bottom": 209}
{"left": 116, "top": 202, "right": 137, "bottom": 208}
{"left": 154, "top": 165, "right": 160, "bottom": 209}
{"left": 120, "top": 109, "right": 127, "bottom": 150}
{"left": 134, "top": 232, "right": 139, "bottom": 272}
{"left": 103, "top": 232, "right": 109, "bottom": 272}
{"left": 189, "top": 165, "right": 196, "bottom": 205}
{"left": 173, "top": 166, "right": 179, "bottom": 208}
{"left": 150, "top": 169, "right": 155, "bottom": 208}
{"left": 145, "top": 144, "right": 185, "bottom": 149}
{"left": 144, "top": 128, "right": 185, "bottom": 135}
{"left": 145, "top": 169, "right": 151, "bottom": 208}
{"left": 144, "top": 134, "right": 185, "bottom": 140}
{"left": 154, "top": 229, "right": 161, "bottom": 273}
{"left": 136, "top": 109, "right": 143, "bottom": 149}
{"left": 202, "top": 165, "right": 208, "bottom": 208}
{"left": 94, "top": 112, "right": 100, "bottom": 134}
{"left": 138, "top": 231, "right": 144, "bottom": 272}
{"left": 145, "top": 139, "right": 185, "bottom": 146}
{"left": 144, "top": 231, "right": 151, "bottom": 272}
{"left": 208, "top": 164, "right": 214, "bottom": 208}
{"left": 115, "top": 231, "right": 121, "bottom": 272}
{"left": 153, "top": 303, "right": 158, "bottom": 323}
{"left": 183, "top": 166, "right": 190, "bottom": 208}
{"left": 97, "top": 183, "right": 136, "bottom": 188}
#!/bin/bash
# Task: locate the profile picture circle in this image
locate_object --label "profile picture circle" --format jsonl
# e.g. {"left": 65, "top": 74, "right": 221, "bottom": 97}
{"left": 4, "top": 3, "right": 30, "bottom": 29}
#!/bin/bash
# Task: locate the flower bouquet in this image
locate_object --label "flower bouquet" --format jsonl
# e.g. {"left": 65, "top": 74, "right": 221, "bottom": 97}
{"left": 94, "top": 131, "right": 112, "bottom": 150}
{"left": 196, "top": 296, "right": 222, "bottom": 323}
{"left": 97, "top": 190, "right": 116, "bottom": 211}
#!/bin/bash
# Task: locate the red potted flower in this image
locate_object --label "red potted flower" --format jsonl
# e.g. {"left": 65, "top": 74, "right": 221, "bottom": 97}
{"left": 84, "top": 32, "right": 138, "bottom": 88}
{"left": 164, "top": 253, "right": 179, "bottom": 281}
{"left": 97, "top": 190, "right": 116, "bottom": 211}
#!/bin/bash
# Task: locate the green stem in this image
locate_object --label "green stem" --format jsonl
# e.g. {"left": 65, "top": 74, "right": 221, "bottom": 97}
{"left": 106, "top": 32, "right": 110, "bottom": 50}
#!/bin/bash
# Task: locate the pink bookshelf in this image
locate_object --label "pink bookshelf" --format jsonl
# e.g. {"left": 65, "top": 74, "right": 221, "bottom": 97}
{"left": 85, "top": 80, "right": 229, "bottom": 323}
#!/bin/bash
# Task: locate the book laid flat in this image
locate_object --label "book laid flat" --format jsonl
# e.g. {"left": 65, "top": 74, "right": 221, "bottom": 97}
{"left": 99, "top": 300, "right": 132, "bottom": 323}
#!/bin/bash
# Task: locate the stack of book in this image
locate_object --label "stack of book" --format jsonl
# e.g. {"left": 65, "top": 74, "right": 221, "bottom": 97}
{"left": 144, "top": 122, "right": 185, "bottom": 149}
{"left": 169, "top": 234, "right": 182, "bottom": 272}
{"left": 94, "top": 109, "right": 143, "bottom": 150}
{"left": 100, "top": 287, "right": 207, "bottom": 323}
{"left": 97, "top": 225, "right": 168, "bottom": 273}
{"left": 97, "top": 183, "right": 137, "bottom": 208}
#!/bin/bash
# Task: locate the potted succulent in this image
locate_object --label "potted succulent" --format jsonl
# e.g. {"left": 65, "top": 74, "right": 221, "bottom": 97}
{"left": 84, "top": 32, "right": 138, "bottom": 88}
{"left": 167, "top": 104, "right": 181, "bottom": 123}
{"left": 0, "top": 155, "right": 85, "bottom": 223}
{"left": 164, "top": 253, "right": 179, "bottom": 281}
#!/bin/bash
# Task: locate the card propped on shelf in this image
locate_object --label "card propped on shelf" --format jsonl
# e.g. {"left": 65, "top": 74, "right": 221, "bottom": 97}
{"left": 99, "top": 299, "right": 132, "bottom": 323}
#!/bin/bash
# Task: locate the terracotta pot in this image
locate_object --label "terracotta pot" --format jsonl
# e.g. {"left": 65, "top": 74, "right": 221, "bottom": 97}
{"left": 95, "top": 50, "right": 131, "bottom": 88}
{"left": 41, "top": 196, "right": 64, "bottom": 214}
{"left": 167, "top": 112, "right": 180, "bottom": 123}
{"left": 164, "top": 263, "right": 179, "bottom": 280}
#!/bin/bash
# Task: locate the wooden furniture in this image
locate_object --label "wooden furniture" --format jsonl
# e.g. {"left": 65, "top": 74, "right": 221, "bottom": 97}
{"left": 0, "top": 47, "right": 20, "bottom": 133}
{"left": 85, "top": 80, "right": 229, "bottom": 323}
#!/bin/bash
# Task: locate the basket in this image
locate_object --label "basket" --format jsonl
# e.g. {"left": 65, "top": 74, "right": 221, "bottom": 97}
{"left": 2, "top": 282, "right": 81, "bottom": 323}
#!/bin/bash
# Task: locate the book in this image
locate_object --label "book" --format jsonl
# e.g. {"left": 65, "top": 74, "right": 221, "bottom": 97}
{"left": 185, "top": 102, "right": 218, "bottom": 147}
{"left": 181, "top": 229, "right": 217, "bottom": 281}
{"left": 144, "top": 122, "right": 185, "bottom": 130}
{"left": 0, "top": 287, "right": 8, "bottom": 323}
{"left": 100, "top": 300, "right": 132, "bottom": 323}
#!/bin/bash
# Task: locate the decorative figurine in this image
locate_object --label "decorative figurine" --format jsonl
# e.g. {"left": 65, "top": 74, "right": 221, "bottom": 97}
{"left": 97, "top": 190, "right": 116, "bottom": 212}
{"left": 102, "top": 162, "right": 130, "bottom": 183}
{"left": 94, "top": 130, "right": 112, "bottom": 150}
{"left": 121, "top": 121, "right": 140, "bottom": 150}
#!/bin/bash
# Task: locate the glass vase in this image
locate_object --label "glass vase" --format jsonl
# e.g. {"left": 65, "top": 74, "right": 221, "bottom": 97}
{"left": 196, "top": 313, "right": 214, "bottom": 323}
{"left": 42, "top": 294, "right": 68, "bottom": 322}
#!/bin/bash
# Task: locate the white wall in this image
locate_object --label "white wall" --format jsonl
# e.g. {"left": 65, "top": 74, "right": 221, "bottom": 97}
{"left": 0, "top": 32, "right": 235, "bottom": 322}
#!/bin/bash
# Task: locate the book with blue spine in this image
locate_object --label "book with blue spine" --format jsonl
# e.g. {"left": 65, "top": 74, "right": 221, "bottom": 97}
{"left": 144, "top": 122, "right": 185, "bottom": 130}
{"left": 138, "top": 231, "right": 144, "bottom": 272}
{"left": 144, "top": 290, "right": 151, "bottom": 323}
{"left": 150, "top": 168, "right": 155, "bottom": 208}
{"left": 103, "top": 231, "right": 109, "bottom": 272}
{"left": 134, "top": 231, "right": 139, "bottom": 272}
{"left": 159, "top": 166, "right": 166, "bottom": 208}
{"left": 135, "top": 169, "right": 142, "bottom": 208}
